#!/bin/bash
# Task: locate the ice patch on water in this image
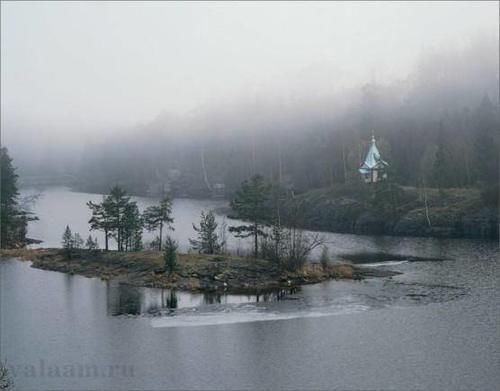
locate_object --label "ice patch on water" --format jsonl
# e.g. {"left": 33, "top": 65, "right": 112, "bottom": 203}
{"left": 150, "top": 303, "right": 370, "bottom": 328}
{"left": 360, "top": 260, "right": 408, "bottom": 267}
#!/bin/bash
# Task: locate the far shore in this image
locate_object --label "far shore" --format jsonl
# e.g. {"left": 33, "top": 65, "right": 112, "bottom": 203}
{"left": 0, "top": 248, "right": 399, "bottom": 294}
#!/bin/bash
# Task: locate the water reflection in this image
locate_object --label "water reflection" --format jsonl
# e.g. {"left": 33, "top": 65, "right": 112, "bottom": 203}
{"left": 202, "top": 292, "right": 222, "bottom": 305}
{"left": 106, "top": 281, "right": 302, "bottom": 316}
{"left": 107, "top": 282, "right": 143, "bottom": 316}
{"left": 2, "top": 244, "right": 498, "bottom": 390}
{"left": 165, "top": 290, "right": 178, "bottom": 309}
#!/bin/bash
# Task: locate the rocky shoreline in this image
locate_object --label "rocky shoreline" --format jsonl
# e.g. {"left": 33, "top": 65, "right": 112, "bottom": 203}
{"left": 0, "top": 248, "right": 397, "bottom": 294}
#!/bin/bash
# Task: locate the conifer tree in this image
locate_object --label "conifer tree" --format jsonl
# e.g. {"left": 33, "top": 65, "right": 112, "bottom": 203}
{"left": 122, "top": 201, "right": 142, "bottom": 251}
{"left": 0, "top": 147, "right": 37, "bottom": 248}
{"left": 107, "top": 186, "right": 131, "bottom": 251}
{"left": 163, "top": 236, "right": 178, "bottom": 273}
{"left": 73, "top": 233, "right": 84, "bottom": 249}
{"left": 229, "top": 174, "right": 271, "bottom": 258}
{"left": 85, "top": 235, "right": 98, "bottom": 250}
{"left": 62, "top": 225, "right": 74, "bottom": 257}
{"left": 87, "top": 197, "right": 113, "bottom": 251}
{"left": 88, "top": 186, "right": 137, "bottom": 251}
{"left": 189, "top": 210, "right": 223, "bottom": 254}
{"left": 143, "top": 196, "right": 174, "bottom": 251}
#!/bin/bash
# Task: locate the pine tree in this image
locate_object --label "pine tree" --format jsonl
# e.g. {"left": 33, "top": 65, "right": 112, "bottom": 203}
{"left": 163, "top": 236, "right": 178, "bottom": 273}
{"left": 143, "top": 196, "right": 174, "bottom": 251}
{"left": 62, "top": 225, "right": 74, "bottom": 257}
{"left": 87, "top": 197, "right": 113, "bottom": 251}
{"left": 229, "top": 175, "right": 271, "bottom": 258}
{"left": 85, "top": 235, "right": 98, "bottom": 250}
{"left": 107, "top": 186, "right": 132, "bottom": 251}
{"left": 73, "top": 233, "right": 84, "bottom": 249}
{"left": 122, "top": 201, "right": 143, "bottom": 251}
{"left": 1, "top": 147, "right": 37, "bottom": 248}
{"left": 87, "top": 186, "right": 135, "bottom": 251}
{"left": 189, "top": 210, "right": 223, "bottom": 254}
{"left": 268, "top": 220, "right": 287, "bottom": 267}
{"left": 0, "top": 147, "right": 18, "bottom": 247}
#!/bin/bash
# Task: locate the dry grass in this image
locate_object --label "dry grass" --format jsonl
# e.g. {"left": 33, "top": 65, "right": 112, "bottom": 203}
{"left": 301, "top": 262, "right": 353, "bottom": 280}
{"left": 331, "top": 264, "right": 353, "bottom": 279}
{"left": 0, "top": 248, "right": 45, "bottom": 259}
{"left": 1, "top": 248, "right": 358, "bottom": 292}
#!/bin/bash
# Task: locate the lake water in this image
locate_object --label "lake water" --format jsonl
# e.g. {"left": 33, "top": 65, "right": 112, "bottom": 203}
{"left": 1, "top": 187, "right": 499, "bottom": 390}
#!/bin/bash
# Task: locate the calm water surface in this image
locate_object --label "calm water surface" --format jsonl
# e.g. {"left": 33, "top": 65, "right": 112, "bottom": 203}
{"left": 1, "top": 187, "right": 498, "bottom": 390}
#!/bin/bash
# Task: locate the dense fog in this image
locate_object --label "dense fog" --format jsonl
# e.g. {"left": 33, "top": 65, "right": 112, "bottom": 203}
{"left": 1, "top": 2, "right": 498, "bottom": 196}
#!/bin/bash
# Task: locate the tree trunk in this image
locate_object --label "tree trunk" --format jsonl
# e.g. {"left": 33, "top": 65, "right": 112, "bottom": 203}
{"left": 422, "top": 180, "right": 432, "bottom": 227}
{"left": 159, "top": 223, "right": 163, "bottom": 251}
{"left": 200, "top": 148, "right": 212, "bottom": 192}
{"left": 104, "top": 229, "right": 109, "bottom": 251}
{"left": 341, "top": 143, "right": 347, "bottom": 183}
{"left": 254, "top": 223, "right": 258, "bottom": 258}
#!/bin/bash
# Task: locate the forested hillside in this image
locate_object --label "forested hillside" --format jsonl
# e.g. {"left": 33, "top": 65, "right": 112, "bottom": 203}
{"left": 16, "top": 38, "right": 500, "bottom": 198}
{"left": 281, "top": 184, "right": 498, "bottom": 239}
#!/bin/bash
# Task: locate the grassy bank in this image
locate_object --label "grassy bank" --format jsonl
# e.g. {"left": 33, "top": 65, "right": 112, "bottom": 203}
{"left": 0, "top": 248, "right": 361, "bottom": 294}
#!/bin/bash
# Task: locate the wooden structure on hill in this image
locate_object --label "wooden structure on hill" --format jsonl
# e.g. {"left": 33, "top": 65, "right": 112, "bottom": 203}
{"left": 359, "top": 134, "right": 389, "bottom": 183}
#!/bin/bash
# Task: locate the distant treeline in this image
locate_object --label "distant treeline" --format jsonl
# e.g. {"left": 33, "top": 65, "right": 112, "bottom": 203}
{"left": 25, "top": 38, "right": 500, "bottom": 197}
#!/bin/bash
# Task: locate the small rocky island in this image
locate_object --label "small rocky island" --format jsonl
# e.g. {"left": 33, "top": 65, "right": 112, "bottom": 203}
{"left": 0, "top": 248, "right": 397, "bottom": 294}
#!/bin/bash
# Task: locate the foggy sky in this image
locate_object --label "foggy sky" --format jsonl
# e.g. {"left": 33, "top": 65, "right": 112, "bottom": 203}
{"left": 1, "top": 1, "right": 498, "bottom": 149}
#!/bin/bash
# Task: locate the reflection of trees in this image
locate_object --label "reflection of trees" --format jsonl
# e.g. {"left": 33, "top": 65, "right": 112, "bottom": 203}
{"left": 256, "top": 287, "right": 301, "bottom": 302}
{"left": 273, "top": 287, "right": 301, "bottom": 301}
{"left": 165, "top": 290, "right": 178, "bottom": 309}
{"left": 106, "top": 284, "right": 303, "bottom": 316}
{"left": 203, "top": 292, "right": 222, "bottom": 305}
{"left": 108, "top": 285, "right": 180, "bottom": 315}
{"left": 107, "top": 282, "right": 142, "bottom": 316}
